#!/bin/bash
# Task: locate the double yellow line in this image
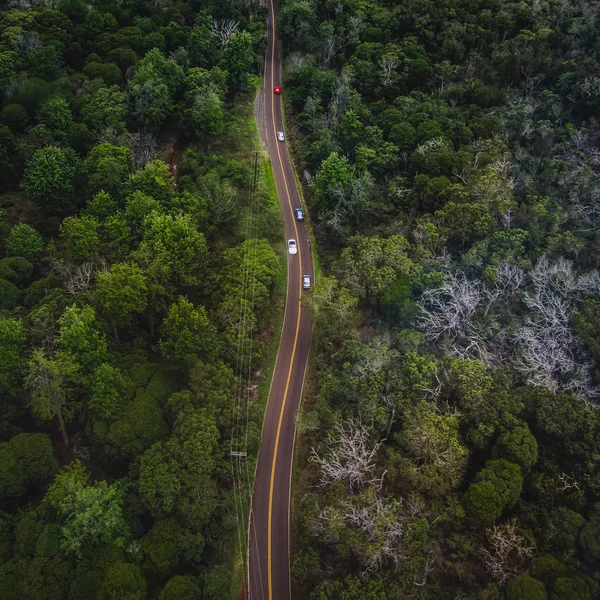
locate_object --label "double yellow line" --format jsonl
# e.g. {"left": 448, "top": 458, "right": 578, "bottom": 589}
{"left": 265, "top": 3, "right": 303, "bottom": 599}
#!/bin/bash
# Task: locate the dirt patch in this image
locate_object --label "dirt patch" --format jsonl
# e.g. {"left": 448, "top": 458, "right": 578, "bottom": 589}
{"left": 165, "top": 135, "right": 184, "bottom": 186}
{"left": 236, "top": 581, "right": 248, "bottom": 600}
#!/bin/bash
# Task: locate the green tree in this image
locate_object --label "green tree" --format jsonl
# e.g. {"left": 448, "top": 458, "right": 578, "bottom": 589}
{"left": 463, "top": 459, "right": 523, "bottom": 524}
{"left": 94, "top": 262, "right": 148, "bottom": 340}
{"left": 85, "top": 191, "right": 118, "bottom": 221}
{"left": 104, "top": 562, "right": 146, "bottom": 600}
{"left": 159, "top": 575, "right": 201, "bottom": 600}
{"left": 0, "top": 279, "right": 20, "bottom": 309}
{"left": 137, "top": 212, "right": 207, "bottom": 288}
{"left": 579, "top": 509, "right": 600, "bottom": 563}
{"left": 551, "top": 576, "right": 597, "bottom": 600}
{"left": 22, "top": 146, "right": 78, "bottom": 211}
{"left": 1, "top": 103, "right": 28, "bottom": 131}
{"left": 6, "top": 224, "right": 44, "bottom": 261}
{"left": 142, "top": 518, "right": 186, "bottom": 573}
{"left": 47, "top": 461, "right": 129, "bottom": 557}
{"left": 130, "top": 48, "right": 184, "bottom": 128}
{"left": 310, "top": 576, "right": 387, "bottom": 600}
{"left": 0, "top": 433, "right": 57, "bottom": 501}
{"left": 83, "top": 143, "right": 132, "bottom": 199}
{"left": 0, "top": 257, "right": 33, "bottom": 284}
{"left": 26, "top": 348, "right": 77, "bottom": 447}
{"left": 492, "top": 423, "right": 538, "bottom": 472}
{"left": 80, "top": 85, "right": 127, "bottom": 133}
{"left": 507, "top": 575, "right": 547, "bottom": 600}
{"left": 128, "top": 160, "right": 174, "bottom": 207}
{"left": 549, "top": 508, "right": 585, "bottom": 556}
{"left": 125, "top": 191, "right": 161, "bottom": 238}
{"left": 57, "top": 304, "right": 108, "bottom": 379}
{"left": 59, "top": 215, "right": 101, "bottom": 263}
{"left": 434, "top": 201, "right": 493, "bottom": 247}
{"left": 219, "top": 31, "right": 254, "bottom": 92}
{"left": 89, "top": 363, "right": 126, "bottom": 420}
{"left": 334, "top": 235, "right": 412, "bottom": 300}
{"left": 0, "top": 317, "right": 27, "bottom": 398}
{"left": 138, "top": 408, "right": 219, "bottom": 522}
{"left": 37, "top": 97, "right": 72, "bottom": 134}
{"left": 313, "top": 151, "right": 352, "bottom": 214}
{"left": 202, "top": 565, "right": 232, "bottom": 600}
{"left": 399, "top": 400, "right": 469, "bottom": 492}
{"left": 306, "top": 276, "right": 358, "bottom": 345}
{"left": 181, "top": 67, "right": 226, "bottom": 141}
{"left": 159, "top": 296, "right": 217, "bottom": 363}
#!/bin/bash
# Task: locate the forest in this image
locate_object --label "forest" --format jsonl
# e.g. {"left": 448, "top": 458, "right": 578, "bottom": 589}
{"left": 282, "top": 0, "right": 600, "bottom": 599}
{"left": 0, "top": 0, "right": 278, "bottom": 598}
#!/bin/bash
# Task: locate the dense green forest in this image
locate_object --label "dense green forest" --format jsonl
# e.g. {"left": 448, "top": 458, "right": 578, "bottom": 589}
{"left": 0, "top": 0, "right": 280, "bottom": 598}
{"left": 284, "top": 0, "right": 600, "bottom": 599}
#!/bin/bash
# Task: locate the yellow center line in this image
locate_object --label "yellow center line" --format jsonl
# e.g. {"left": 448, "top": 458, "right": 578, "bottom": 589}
{"left": 266, "top": 2, "right": 303, "bottom": 599}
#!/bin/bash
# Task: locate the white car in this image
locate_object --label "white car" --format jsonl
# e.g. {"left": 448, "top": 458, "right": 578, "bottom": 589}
{"left": 277, "top": 131, "right": 285, "bottom": 142}
{"left": 303, "top": 275, "right": 311, "bottom": 290}
{"left": 288, "top": 239, "right": 297, "bottom": 254}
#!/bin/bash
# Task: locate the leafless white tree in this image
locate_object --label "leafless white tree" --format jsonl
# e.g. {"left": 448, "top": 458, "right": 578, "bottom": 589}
{"left": 494, "top": 264, "right": 525, "bottom": 297}
{"left": 310, "top": 420, "right": 383, "bottom": 489}
{"left": 132, "top": 130, "right": 162, "bottom": 171}
{"left": 514, "top": 257, "right": 600, "bottom": 396}
{"left": 414, "top": 552, "right": 437, "bottom": 587}
{"left": 322, "top": 35, "right": 337, "bottom": 68}
{"left": 14, "top": 31, "right": 42, "bottom": 58}
{"left": 343, "top": 493, "right": 405, "bottom": 573}
{"left": 325, "top": 72, "right": 351, "bottom": 135}
{"left": 415, "top": 137, "right": 451, "bottom": 156}
{"left": 55, "top": 259, "right": 107, "bottom": 298}
{"left": 315, "top": 490, "right": 406, "bottom": 575}
{"left": 481, "top": 520, "right": 534, "bottom": 584}
{"left": 419, "top": 271, "right": 484, "bottom": 345}
{"left": 380, "top": 54, "right": 399, "bottom": 87}
{"left": 211, "top": 19, "right": 240, "bottom": 47}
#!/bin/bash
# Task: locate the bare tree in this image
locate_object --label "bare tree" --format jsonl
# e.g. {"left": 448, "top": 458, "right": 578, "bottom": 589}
{"left": 315, "top": 489, "right": 406, "bottom": 575}
{"left": 211, "top": 19, "right": 240, "bottom": 47}
{"left": 514, "top": 257, "right": 600, "bottom": 398}
{"left": 343, "top": 492, "right": 405, "bottom": 574}
{"left": 54, "top": 259, "right": 107, "bottom": 298}
{"left": 414, "top": 552, "right": 436, "bottom": 587}
{"left": 325, "top": 72, "right": 351, "bottom": 135}
{"left": 481, "top": 520, "right": 534, "bottom": 584}
{"left": 133, "top": 130, "right": 162, "bottom": 171}
{"left": 419, "top": 271, "right": 484, "bottom": 350}
{"left": 380, "top": 54, "right": 399, "bottom": 87}
{"left": 14, "top": 31, "right": 42, "bottom": 58}
{"left": 310, "top": 420, "right": 383, "bottom": 489}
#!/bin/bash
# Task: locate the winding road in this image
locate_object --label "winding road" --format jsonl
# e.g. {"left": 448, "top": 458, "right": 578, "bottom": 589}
{"left": 247, "top": 0, "right": 313, "bottom": 598}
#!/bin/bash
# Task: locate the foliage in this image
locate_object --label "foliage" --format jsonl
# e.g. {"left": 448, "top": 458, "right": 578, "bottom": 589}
{"left": 0, "top": 0, "right": 266, "bottom": 594}
{"left": 0, "top": 433, "right": 57, "bottom": 502}
{"left": 22, "top": 146, "right": 78, "bottom": 211}
{"left": 6, "top": 224, "right": 44, "bottom": 262}
{"left": 159, "top": 296, "right": 217, "bottom": 364}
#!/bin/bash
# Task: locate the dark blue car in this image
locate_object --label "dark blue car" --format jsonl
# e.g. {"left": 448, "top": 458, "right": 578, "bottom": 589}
{"left": 295, "top": 208, "right": 304, "bottom": 221}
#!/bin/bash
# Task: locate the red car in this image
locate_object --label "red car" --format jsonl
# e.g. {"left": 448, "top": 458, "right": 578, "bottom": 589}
{"left": 274, "top": 85, "right": 281, "bottom": 95}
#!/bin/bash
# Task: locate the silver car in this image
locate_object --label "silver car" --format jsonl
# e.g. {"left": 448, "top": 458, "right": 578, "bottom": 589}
{"left": 277, "top": 131, "right": 285, "bottom": 142}
{"left": 288, "top": 239, "right": 297, "bottom": 254}
{"left": 303, "top": 275, "right": 311, "bottom": 290}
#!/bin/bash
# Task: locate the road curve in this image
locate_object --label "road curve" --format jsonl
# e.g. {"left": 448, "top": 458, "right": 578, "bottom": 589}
{"left": 247, "top": 0, "right": 313, "bottom": 598}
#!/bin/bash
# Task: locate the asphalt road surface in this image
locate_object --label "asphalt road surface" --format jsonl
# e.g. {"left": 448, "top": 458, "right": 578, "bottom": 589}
{"left": 247, "top": 0, "right": 314, "bottom": 598}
